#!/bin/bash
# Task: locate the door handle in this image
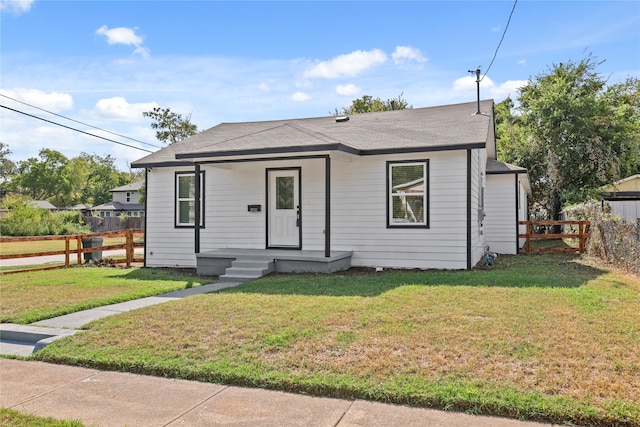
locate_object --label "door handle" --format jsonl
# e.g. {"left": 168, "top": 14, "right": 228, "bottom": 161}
{"left": 296, "top": 206, "right": 301, "bottom": 227}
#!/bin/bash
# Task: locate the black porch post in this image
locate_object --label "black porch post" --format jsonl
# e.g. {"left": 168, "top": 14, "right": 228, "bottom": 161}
{"left": 325, "top": 155, "right": 331, "bottom": 258}
{"left": 194, "top": 163, "right": 201, "bottom": 254}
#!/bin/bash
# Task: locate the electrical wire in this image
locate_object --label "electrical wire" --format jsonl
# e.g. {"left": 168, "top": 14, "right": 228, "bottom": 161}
{"left": 0, "top": 93, "right": 162, "bottom": 149}
{"left": 0, "top": 105, "right": 153, "bottom": 153}
{"left": 481, "top": 0, "right": 518, "bottom": 82}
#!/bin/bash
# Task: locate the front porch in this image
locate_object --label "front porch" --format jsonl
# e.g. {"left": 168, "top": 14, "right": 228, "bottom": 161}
{"left": 196, "top": 249, "right": 353, "bottom": 281}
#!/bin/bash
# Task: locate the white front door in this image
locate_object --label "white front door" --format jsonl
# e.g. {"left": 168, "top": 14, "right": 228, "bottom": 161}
{"left": 268, "top": 169, "right": 300, "bottom": 248}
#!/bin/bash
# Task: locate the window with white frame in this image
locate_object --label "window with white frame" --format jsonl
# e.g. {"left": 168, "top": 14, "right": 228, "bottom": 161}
{"left": 175, "top": 172, "right": 204, "bottom": 227}
{"left": 387, "top": 160, "right": 429, "bottom": 228}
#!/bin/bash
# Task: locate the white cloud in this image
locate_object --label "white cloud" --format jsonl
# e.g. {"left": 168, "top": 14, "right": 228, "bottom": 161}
{"left": 96, "top": 25, "right": 143, "bottom": 46}
{"left": 291, "top": 91, "right": 311, "bottom": 102}
{"left": 303, "top": 49, "right": 387, "bottom": 79}
{"left": 452, "top": 75, "right": 528, "bottom": 100}
{"left": 392, "top": 46, "right": 427, "bottom": 65}
{"left": 335, "top": 84, "right": 361, "bottom": 96}
{"left": 96, "top": 25, "right": 150, "bottom": 58}
{"left": 92, "top": 97, "right": 158, "bottom": 122}
{"left": 259, "top": 82, "right": 270, "bottom": 92}
{"left": 518, "top": 59, "right": 527, "bottom": 65}
{"left": 492, "top": 79, "right": 529, "bottom": 99}
{"left": 133, "top": 46, "right": 151, "bottom": 59}
{"left": 0, "top": 88, "right": 73, "bottom": 112}
{"left": 0, "top": 0, "right": 34, "bottom": 15}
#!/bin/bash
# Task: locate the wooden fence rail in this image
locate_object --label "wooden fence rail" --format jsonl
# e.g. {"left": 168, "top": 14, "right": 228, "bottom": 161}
{"left": 519, "top": 220, "right": 590, "bottom": 254}
{"left": 0, "top": 229, "right": 144, "bottom": 275}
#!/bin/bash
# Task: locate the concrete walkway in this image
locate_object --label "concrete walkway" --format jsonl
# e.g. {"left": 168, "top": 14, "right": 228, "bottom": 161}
{"left": 0, "top": 282, "right": 561, "bottom": 426}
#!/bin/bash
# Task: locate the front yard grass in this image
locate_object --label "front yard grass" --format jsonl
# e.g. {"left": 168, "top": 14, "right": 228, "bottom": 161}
{"left": 0, "top": 408, "right": 84, "bottom": 427}
{"left": 0, "top": 267, "right": 211, "bottom": 324}
{"left": 27, "top": 254, "right": 640, "bottom": 426}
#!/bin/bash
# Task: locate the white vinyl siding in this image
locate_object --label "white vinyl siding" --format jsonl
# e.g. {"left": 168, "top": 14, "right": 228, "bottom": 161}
{"left": 146, "top": 167, "right": 199, "bottom": 267}
{"left": 485, "top": 173, "right": 529, "bottom": 255}
{"left": 469, "top": 149, "right": 486, "bottom": 266}
{"left": 332, "top": 151, "right": 469, "bottom": 270}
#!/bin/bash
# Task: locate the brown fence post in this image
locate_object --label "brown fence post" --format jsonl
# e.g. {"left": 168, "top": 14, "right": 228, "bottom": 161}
{"left": 76, "top": 235, "right": 82, "bottom": 264}
{"left": 126, "top": 229, "right": 133, "bottom": 267}
{"left": 65, "top": 236, "right": 70, "bottom": 267}
{"left": 526, "top": 221, "right": 531, "bottom": 253}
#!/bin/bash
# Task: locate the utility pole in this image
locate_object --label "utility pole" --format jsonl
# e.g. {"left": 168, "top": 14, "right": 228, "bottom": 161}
{"left": 468, "top": 68, "right": 481, "bottom": 114}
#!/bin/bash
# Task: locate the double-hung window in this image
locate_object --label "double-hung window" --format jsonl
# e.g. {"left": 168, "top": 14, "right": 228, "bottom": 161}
{"left": 175, "top": 171, "right": 204, "bottom": 227}
{"left": 387, "top": 160, "right": 429, "bottom": 228}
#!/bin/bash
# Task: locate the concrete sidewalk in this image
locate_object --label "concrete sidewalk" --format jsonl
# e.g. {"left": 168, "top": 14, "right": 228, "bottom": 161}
{"left": 1, "top": 359, "right": 556, "bottom": 427}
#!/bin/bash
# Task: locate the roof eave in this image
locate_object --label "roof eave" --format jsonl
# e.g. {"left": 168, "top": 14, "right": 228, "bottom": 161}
{"left": 174, "top": 142, "right": 487, "bottom": 161}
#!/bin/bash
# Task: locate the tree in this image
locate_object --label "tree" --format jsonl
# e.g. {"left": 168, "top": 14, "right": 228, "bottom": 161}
{"left": 336, "top": 93, "right": 413, "bottom": 115}
{"left": 67, "top": 153, "right": 131, "bottom": 206}
{"left": 10, "top": 150, "right": 133, "bottom": 207}
{"left": 143, "top": 107, "right": 199, "bottom": 145}
{"left": 14, "top": 149, "right": 72, "bottom": 206}
{"left": 0, "top": 142, "right": 17, "bottom": 198}
{"left": 496, "top": 55, "right": 640, "bottom": 221}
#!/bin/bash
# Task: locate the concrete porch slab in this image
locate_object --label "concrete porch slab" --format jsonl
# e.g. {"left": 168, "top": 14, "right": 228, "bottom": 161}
{"left": 196, "top": 249, "right": 352, "bottom": 276}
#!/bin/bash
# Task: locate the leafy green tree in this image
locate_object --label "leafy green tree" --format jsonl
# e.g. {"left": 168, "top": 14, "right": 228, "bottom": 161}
{"left": 0, "top": 142, "right": 17, "bottom": 198}
{"left": 11, "top": 150, "right": 133, "bottom": 208}
{"left": 496, "top": 55, "right": 640, "bottom": 221}
{"left": 337, "top": 93, "right": 412, "bottom": 115}
{"left": 14, "top": 149, "right": 72, "bottom": 206}
{"left": 68, "top": 153, "right": 130, "bottom": 206}
{"left": 143, "top": 107, "right": 199, "bottom": 145}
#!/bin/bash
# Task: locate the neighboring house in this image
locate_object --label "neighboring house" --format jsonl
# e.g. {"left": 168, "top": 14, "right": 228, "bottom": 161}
{"left": 62, "top": 204, "right": 92, "bottom": 216}
{"left": 29, "top": 200, "right": 57, "bottom": 210}
{"left": 132, "top": 100, "right": 531, "bottom": 273}
{"left": 91, "top": 181, "right": 145, "bottom": 218}
{"left": 600, "top": 174, "right": 640, "bottom": 222}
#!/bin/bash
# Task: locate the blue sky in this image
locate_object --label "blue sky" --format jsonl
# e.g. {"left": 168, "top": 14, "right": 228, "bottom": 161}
{"left": 1, "top": 0, "right": 639, "bottom": 171}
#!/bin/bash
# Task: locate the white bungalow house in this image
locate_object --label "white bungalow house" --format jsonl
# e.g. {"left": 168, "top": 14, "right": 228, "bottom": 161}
{"left": 132, "top": 100, "right": 530, "bottom": 278}
{"left": 91, "top": 181, "right": 145, "bottom": 218}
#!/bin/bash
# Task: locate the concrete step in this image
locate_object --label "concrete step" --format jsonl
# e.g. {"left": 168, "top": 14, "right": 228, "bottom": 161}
{"left": 218, "top": 273, "right": 265, "bottom": 283}
{"left": 219, "top": 258, "right": 275, "bottom": 283}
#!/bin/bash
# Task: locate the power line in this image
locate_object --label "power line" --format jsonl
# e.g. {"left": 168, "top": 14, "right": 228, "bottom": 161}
{"left": 481, "top": 0, "right": 518, "bottom": 82}
{"left": 1, "top": 105, "right": 154, "bottom": 153}
{"left": 0, "top": 93, "right": 162, "bottom": 149}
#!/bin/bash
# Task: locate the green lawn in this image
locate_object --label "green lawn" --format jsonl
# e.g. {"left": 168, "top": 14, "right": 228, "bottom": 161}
{"left": 30, "top": 253, "right": 640, "bottom": 426}
{"left": 0, "top": 267, "right": 211, "bottom": 324}
{"left": 0, "top": 409, "right": 84, "bottom": 427}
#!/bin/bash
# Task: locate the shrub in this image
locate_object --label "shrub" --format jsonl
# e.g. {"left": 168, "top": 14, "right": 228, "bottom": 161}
{"left": 0, "top": 200, "right": 89, "bottom": 236}
{"left": 564, "top": 200, "right": 640, "bottom": 274}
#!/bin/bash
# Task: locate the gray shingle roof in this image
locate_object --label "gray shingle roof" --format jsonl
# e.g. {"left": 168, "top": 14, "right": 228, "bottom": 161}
{"left": 486, "top": 160, "right": 527, "bottom": 174}
{"left": 132, "top": 100, "right": 494, "bottom": 167}
{"left": 110, "top": 181, "right": 144, "bottom": 192}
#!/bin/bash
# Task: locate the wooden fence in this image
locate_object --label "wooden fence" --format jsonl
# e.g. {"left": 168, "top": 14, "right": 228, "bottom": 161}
{"left": 83, "top": 216, "right": 145, "bottom": 232}
{"left": 0, "top": 229, "right": 144, "bottom": 275}
{"left": 519, "top": 220, "right": 590, "bottom": 254}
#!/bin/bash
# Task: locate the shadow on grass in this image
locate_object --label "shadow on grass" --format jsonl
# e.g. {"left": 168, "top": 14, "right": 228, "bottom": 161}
{"left": 219, "top": 252, "right": 607, "bottom": 297}
{"left": 107, "top": 267, "right": 216, "bottom": 290}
